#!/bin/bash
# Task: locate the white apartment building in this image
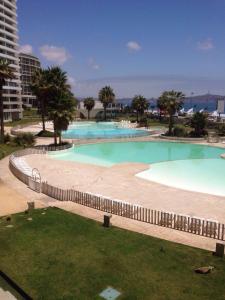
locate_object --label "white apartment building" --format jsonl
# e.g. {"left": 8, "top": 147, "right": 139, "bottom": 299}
{"left": 0, "top": 0, "right": 22, "bottom": 121}
{"left": 19, "top": 52, "right": 41, "bottom": 108}
{"left": 78, "top": 100, "right": 122, "bottom": 119}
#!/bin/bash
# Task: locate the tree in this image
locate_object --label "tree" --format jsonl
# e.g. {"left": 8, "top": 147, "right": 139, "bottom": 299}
{"left": 190, "top": 112, "right": 207, "bottom": 137}
{"left": 0, "top": 59, "right": 15, "bottom": 143}
{"left": 31, "top": 69, "right": 50, "bottom": 132}
{"left": 51, "top": 110, "right": 74, "bottom": 145}
{"left": 158, "top": 90, "right": 185, "bottom": 135}
{"left": 46, "top": 67, "right": 75, "bottom": 145}
{"left": 98, "top": 86, "right": 115, "bottom": 120}
{"left": 131, "top": 95, "right": 148, "bottom": 122}
{"left": 83, "top": 97, "right": 95, "bottom": 119}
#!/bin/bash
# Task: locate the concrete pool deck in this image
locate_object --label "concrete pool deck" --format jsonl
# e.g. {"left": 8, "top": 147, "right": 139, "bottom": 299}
{"left": 22, "top": 154, "right": 225, "bottom": 223}
{"left": 1, "top": 152, "right": 225, "bottom": 251}
{"left": 2, "top": 126, "right": 225, "bottom": 251}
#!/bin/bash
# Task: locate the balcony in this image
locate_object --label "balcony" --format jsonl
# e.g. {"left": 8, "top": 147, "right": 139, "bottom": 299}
{"left": 0, "top": 4, "right": 17, "bottom": 18}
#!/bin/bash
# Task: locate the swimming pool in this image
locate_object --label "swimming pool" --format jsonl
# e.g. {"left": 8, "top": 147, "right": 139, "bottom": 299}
{"left": 50, "top": 141, "right": 225, "bottom": 196}
{"left": 137, "top": 159, "right": 225, "bottom": 197}
{"left": 62, "top": 121, "right": 149, "bottom": 139}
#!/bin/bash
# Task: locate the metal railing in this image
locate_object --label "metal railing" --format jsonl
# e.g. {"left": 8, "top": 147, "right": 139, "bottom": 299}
{"left": 8, "top": 148, "right": 225, "bottom": 241}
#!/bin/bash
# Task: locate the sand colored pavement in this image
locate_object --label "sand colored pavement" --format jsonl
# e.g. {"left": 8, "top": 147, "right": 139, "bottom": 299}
{"left": 0, "top": 180, "right": 45, "bottom": 217}
{"left": 0, "top": 181, "right": 28, "bottom": 216}
{"left": 25, "top": 154, "right": 225, "bottom": 223}
{"left": 1, "top": 151, "right": 225, "bottom": 251}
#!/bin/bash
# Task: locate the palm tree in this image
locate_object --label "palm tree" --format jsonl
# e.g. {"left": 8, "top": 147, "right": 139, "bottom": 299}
{"left": 51, "top": 108, "right": 74, "bottom": 144}
{"left": 83, "top": 97, "right": 95, "bottom": 119}
{"left": 31, "top": 69, "right": 50, "bottom": 132}
{"left": 0, "top": 59, "right": 15, "bottom": 143}
{"left": 190, "top": 112, "right": 207, "bottom": 137}
{"left": 98, "top": 86, "right": 115, "bottom": 120}
{"left": 158, "top": 90, "right": 185, "bottom": 135}
{"left": 131, "top": 95, "right": 148, "bottom": 122}
{"left": 47, "top": 67, "right": 75, "bottom": 145}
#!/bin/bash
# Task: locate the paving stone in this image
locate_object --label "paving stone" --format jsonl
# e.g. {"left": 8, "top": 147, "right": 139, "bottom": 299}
{"left": 99, "top": 287, "right": 121, "bottom": 300}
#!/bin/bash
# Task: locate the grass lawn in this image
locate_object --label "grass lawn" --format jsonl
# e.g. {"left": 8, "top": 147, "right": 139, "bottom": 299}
{"left": 6, "top": 109, "right": 41, "bottom": 127}
{"left": 6, "top": 117, "right": 41, "bottom": 127}
{"left": 0, "top": 276, "right": 23, "bottom": 300}
{"left": 0, "top": 208, "right": 224, "bottom": 300}
{"left": 0, "top": 143, "right": 23, "bottom": 159}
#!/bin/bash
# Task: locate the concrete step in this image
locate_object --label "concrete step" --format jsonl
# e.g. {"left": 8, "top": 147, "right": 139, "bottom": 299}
{"left": 0, "top": 288, "right": 17, "bottom": 300}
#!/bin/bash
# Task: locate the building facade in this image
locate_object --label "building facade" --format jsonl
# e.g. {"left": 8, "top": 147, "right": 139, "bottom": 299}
{"left": 19, "top": 53, "right": 41, "bottom": 108}
{"left": 78, "top": 100, "right": 122, "bottom": 119}
{"left": 0, "top": 0, "right": 22, "bottom": 121}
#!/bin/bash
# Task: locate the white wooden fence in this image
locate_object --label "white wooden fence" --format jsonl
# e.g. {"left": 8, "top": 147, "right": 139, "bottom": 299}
{"left": 9, "top": 148, "right": 225, "bottom": 241}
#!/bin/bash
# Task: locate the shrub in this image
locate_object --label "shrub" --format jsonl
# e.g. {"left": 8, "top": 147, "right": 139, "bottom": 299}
{"left": 4, "top": 133, "right": 11, "bottom": 143}
{"left": 216, "top": 124, "right": 225, "bottom": 136}
{"left": 0, "top": 150, "right": 5, "bottom": 159}
{"left": 190, "top": 112, "right": 207, "bottom": 137}
{"left": 14, "top": 133, "right": 35, "bottom": 147}
{"left": 172, "top": 124, "right": 188, "bottom": 137}
{"left": 139, "top": 117, "right": 148, "bottom": 127}
{"left": 36, "top": 130, "right": 55, "bottom": 138}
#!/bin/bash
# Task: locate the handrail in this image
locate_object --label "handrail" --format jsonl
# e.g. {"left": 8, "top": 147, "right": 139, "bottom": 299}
{"left": 8, "top": 148, "right": 225, "bottom": 242}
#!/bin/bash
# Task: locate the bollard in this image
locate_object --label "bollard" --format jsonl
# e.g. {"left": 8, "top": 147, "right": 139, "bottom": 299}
{"left": 213, "top": 243, "right": 224, "bottom": 258}
{"left": 27, "top": 202, "right": 35, "bottom": 211}
{"left": 103, "top": 214, "right": 112, "bottom": 227}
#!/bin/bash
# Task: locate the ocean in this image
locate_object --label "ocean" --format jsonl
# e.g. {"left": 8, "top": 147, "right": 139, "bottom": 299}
{"left": 116, "top": 97, "right": 222, "bottom": 113}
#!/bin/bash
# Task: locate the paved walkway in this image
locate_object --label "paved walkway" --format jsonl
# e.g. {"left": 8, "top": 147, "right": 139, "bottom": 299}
{"left": 0, "top": 288, "right": 17, "bottom": 300}
{"left": 0, "top": 180, "right": 45, "bottom": 216}
{"left": 0, "top": 152, "right": 224, "bottom": 252}
{"left": 25, "top": 154, "right": 225, "bottom": 223}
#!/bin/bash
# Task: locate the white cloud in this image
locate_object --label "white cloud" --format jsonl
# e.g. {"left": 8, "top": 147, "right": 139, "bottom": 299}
{"left": 88, "top": 57, "right": 100, "bottom": 70}
{"left": 73, "top": 74, "right": 225, "bottom": 98}
{"left": 126, "top": 41, "right": 142, "bottom": 52}
{"left": 19, "top": 44, "right": 33, "bottom": 54}
{"left": 68, "top": 76, "right": 76, "bottom": 87}
{"left": 197, "top": 38, "right": 214, "bottom": 51}
{"left": 39, "top": 45, "right": 70, "bottom": 64}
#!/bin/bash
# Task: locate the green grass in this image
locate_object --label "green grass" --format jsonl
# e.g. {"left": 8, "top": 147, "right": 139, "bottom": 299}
{"left": 0, "top": 143, "right": 23, "bottom": 159}
{"left": 0, "top": 208, "right": 224, "bottom": 299}
{"left": 6, "top": 109, "right": 41, "bottom": 127}
{"left": 0, "top": 276, "right": 23, "bottom": 300}
{"left": 6, "top": 117, "right": 41, "bottom": 127}
{"left": 35, "top": 130, "right": 55, "bottom": 137}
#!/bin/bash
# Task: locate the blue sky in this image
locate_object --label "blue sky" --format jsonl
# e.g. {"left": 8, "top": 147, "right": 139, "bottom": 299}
{"left": 18, "top": 0, "right": 225, "bottom": 98}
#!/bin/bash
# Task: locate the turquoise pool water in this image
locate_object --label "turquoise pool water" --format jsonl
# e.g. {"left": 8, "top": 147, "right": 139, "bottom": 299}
{"left": 137, "top": 159, "right": 225, "bottom": 197}
{"left": 62, "top": 121, "right": 149, "bottom": 139}
{"left": 51, "top": 141, "right": 224, "bottom": 166}
{"left": 51, "top": 141, "right": 225, "bottom": 196}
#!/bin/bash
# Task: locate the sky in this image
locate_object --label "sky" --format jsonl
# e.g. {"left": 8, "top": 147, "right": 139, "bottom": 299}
{"left": 18, "top": 0, "right": 225, "bottom": 98}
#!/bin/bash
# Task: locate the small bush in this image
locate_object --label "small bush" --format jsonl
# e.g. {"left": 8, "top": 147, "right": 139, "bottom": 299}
{"left": 173, "top": 124, "right": 188, "bottom": 137}
{"left": 139, "top": 117, "right": 148, "bottom": 127}
{"left": 36, "top": 130, "right": 55, "bottom": 138}
{"left": 4, "top": 133, "right": 11, "bottom": 143}
{"left": 0, "top": 150, "right": 5, "bottom": 159}
{"left": 216, "top": 124, "right": 225, "bottom": 136}
{"left": 190, "top": 112, "right": 207, "bottom": 137}
{"left": 14, "top": 133, "right": 35, "bottom": 147}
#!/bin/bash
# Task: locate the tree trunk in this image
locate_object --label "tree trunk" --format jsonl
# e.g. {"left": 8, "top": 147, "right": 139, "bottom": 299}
{"left": 41, "top": 113, "right": 45, "bottom": 131}
{"left": 0, "top": 84, "right": 4, "bottom": 143}
{"left": 40, "top": 98, "right": 45, "bottom": 131}
{"left": 104, "top": 107, "right": 106, "bottom": 121}
{"left": 59, "top": 131, "right": 62, "bottom": 145}
{"left": 88, "top": 110, "right": 90, "bottom": 120}
{"left": 168, "top": 113, "right": 173, "bottom": 135}
{"left": 136, "top": 111, "right": 139, "bottom": 123}
{"left": 159, "top": 110, "right": 162, "bottom": 122}
{"left": 53, "top": 119, "right": 57, "bottom": 145}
